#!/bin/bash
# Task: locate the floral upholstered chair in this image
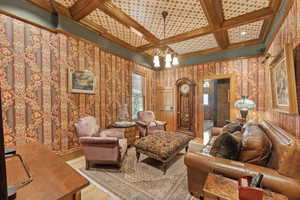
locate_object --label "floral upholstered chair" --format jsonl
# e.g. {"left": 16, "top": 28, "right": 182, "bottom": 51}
{"left": 74, "top": 116, "right": 127, "bottom": 169}
{"left": 136, "top": 111, "right": 167, "bottom": 137}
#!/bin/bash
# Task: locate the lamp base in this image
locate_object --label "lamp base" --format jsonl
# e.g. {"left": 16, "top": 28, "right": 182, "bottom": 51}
{"left": 240, "top": 110, "right": 248, "bottom": 122}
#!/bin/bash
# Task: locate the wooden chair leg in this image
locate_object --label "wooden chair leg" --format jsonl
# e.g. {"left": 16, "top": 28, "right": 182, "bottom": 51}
{"left": 162, "top": 162, "right": 167, "bottom": 175}
{"left": 136, "top": 151, "right": 140, "bottom": 162}
{"left": 85, "top": 160, "right": 90, "bottom": 170}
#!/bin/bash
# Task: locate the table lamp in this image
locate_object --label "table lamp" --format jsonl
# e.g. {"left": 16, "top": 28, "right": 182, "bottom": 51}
{"left": 234, "top": 96, "right": 256, "bottom": 121}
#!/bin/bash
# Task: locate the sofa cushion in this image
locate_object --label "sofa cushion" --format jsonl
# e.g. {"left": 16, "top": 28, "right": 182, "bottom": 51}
{"left": 239, "top": 124, "right": 272, "bottom": 166}
{"left": 210, "top": 132, "right": 241, "bottom": 160}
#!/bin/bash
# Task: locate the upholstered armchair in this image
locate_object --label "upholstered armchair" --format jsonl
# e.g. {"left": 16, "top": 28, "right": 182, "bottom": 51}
{"left": 74, "top": 116, "right": 127, "bottom": 169}
{"left": 136, "top": 111, "right": 167, "bottom": 137}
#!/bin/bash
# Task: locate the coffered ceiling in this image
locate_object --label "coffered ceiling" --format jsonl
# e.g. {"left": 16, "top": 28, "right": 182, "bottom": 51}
{"left": 26, "top": 0, "right": 282, "bottom": 59}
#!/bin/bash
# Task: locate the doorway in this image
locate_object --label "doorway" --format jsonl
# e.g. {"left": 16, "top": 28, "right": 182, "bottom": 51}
{"left": 203, "top": 75, "right": 236, "bottom": 139}
{"left": 204, "top": 78, "right": 230, "bottom": 127}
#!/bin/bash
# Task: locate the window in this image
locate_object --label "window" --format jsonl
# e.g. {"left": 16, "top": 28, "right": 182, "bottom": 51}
{"left": 132, "top": 73, "right": 145, "bottom": 120}
{"left": 203, "top": 93, "right": 209, "bottom": 106}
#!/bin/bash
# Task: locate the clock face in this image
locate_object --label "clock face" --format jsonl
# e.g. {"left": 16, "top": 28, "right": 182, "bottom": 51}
{"left": 180, "top": 84, "right": 190, "bottom": 94}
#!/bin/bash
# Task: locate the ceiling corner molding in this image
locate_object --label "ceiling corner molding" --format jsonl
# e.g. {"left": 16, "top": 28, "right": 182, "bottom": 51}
{"left": 264, "top": 0, "right": 293, "bottom": 51}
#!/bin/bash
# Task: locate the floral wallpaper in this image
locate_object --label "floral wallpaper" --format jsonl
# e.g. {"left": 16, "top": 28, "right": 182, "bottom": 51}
{"left": 0, "top": 14, "right": 156, "bottom": 152}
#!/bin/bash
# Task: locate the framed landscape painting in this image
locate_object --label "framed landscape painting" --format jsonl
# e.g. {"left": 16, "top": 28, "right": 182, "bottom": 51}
{"left": 270, "top": 43, "right": 298, "bottom": 114}
{"left": 68, "top": 68, "right": 96, "bottom": 94}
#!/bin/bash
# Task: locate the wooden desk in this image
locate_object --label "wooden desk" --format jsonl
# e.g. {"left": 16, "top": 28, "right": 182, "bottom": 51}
{"left": 6, "top": 143, "right": 89, "bottom": 200}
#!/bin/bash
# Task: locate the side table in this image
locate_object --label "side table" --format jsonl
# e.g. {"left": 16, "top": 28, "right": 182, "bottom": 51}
{"left": 203, "top": 173, "right": 288, "bottom": 200}
{"left": 110, "top": 121, "right": 137, "bottom": 145}
{"left": 203, "top": 173, "right": 239, "bottom": 200}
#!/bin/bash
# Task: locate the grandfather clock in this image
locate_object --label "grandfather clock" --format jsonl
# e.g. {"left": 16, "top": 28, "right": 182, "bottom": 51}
{"left": 176, "top": 78, "right": 195, "bottom": 133}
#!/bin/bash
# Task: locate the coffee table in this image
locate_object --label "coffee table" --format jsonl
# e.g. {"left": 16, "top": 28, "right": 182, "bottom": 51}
{"left": 134, "top": 131, "right": 192, "bottom": 174}
{"left": 203, "top": 173, "right": 288, "bottom": 200}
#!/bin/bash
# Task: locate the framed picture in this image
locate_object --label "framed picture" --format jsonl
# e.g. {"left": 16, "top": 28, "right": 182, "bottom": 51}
{"left": 270, "top": 43, "right": 298, "bottom": 114}
{"left": 68, "top": 68, "right": 96, "bottom": 94}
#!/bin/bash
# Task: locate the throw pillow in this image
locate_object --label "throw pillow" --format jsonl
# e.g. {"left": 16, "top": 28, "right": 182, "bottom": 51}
{"left": 239, "top": 125, "right": 272, "bottom": 166}
{"left": 210, "top": 132, "right": 242, "bottom": 160}
{"left": 222, "top": 122, "right": 242, "bottom": 133}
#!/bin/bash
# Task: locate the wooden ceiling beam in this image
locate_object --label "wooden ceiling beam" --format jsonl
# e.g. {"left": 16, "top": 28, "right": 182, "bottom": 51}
{"left": 70, "top": 0, "right": 109, "bottom": 21}
{"left": 25, "top": 0, "right": 72, "bottom": 18}
{"left": 138, "top": 7, "right": 273, "bottom": 52}
{"left": 223, "top": 7, "right": 274, "bottom": 29}
{"left": 200, "top": 0, "right": 229, "bottom": 49}
{"left": 259, "top": 0, "right": 283, "bottom": 42}
{"left": 98, "top": 2, "right": 160, "bottom": 44}
{"left": 179, "top": 39, "right": 261, "bottom": 58}
{"left": 25, "top": 0, "right": 53, "bottom": 12}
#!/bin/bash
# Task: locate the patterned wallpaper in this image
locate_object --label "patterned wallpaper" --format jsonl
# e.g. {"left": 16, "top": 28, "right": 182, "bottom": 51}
{"left": 0, "top": 14, "right": 156, "bottom": 152}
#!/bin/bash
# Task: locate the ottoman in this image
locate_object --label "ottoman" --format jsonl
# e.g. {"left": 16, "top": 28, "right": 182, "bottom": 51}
{"left": 134, "top": 131, "right": 193, "bottom": 174}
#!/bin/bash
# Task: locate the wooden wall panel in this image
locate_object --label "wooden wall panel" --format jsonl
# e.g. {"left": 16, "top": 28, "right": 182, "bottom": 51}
{"left": 156, "top": 57, "right": 267, "bottom": 137}
{"left": 0, "top": 14, "right": 156, "bottom": 152}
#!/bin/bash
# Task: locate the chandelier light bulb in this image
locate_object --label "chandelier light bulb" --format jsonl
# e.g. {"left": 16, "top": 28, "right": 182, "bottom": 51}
{"left": 153, "top": 55, "right": 160, "bottom": 67}
{"left": 165, "top": 53, "right": 172, "bottom": 63}
{"left": 172, "top": 56, "right": 179, "bottom": 65}
{"left": 165, "top": 61, "right": 172, "bottom": 68}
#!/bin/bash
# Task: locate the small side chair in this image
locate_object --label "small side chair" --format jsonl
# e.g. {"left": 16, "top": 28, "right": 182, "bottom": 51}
{"left": 136, "top": 111, "right": 167, "bottom": 137}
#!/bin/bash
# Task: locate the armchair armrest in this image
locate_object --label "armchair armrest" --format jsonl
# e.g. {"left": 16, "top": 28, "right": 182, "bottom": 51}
{"left": 100, "top": 128, "right": 125, "bottom": 139}
{"left": 155, "top": 120, "right": 167, "bottom": 126}
{"left": 79, "top": 137, "right": 119, "bottom": 145}
{"left": 136, "top": 121, "right": 147, "bottom": 127}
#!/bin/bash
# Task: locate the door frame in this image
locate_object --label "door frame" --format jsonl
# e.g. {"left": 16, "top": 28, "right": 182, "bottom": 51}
{"left": 175, "top": 78, "right": 196, "bottom": 132}
{"left": 203, "top": 74, "right": 237, "bottom": 121}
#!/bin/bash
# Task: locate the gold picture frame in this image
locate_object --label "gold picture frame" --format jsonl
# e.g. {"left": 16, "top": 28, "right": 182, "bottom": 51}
{"left": 68, "top": 68, "right": 96, "bottom": 94}
{"left": 270, "top": 43, "right": 298, "bottom": 114}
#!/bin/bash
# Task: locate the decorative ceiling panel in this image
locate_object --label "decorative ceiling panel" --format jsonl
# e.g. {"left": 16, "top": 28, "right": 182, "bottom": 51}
{"left": 54, "top": 0, "right": 77, "bottom": 8}
{"left": 111, "top": 0, "right": 209, "bottom": 40}
{"left": 222, "top": 0, "right": 271, "bottom": 20}
{"left": 84, "top": 9, "right": 149, "bottom": 47}
{"left": 228, "top": 20, "right": 264, "bottom": 43}
{"left": 168, "top": 34, "right": 218, "bottom": 55}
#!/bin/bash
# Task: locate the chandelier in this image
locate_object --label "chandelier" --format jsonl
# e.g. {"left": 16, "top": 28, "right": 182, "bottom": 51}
{"left": 153, "top": 11, "right": 179, "bottom": 68}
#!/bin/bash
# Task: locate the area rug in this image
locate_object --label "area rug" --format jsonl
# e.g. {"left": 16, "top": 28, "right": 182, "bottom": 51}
{"left": 78, "top": 147, "right": 193, "bottom": 200}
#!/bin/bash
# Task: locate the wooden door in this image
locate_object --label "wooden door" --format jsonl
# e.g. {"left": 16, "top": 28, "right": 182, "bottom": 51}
{"left": 157, "top": 87, "right": 175, "bottom": 131}
{"left": 215, "top": 79, "right": 230, "bottom": 127}
{"left": 176, "top": 78, "right": 195, "bottom": 132}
